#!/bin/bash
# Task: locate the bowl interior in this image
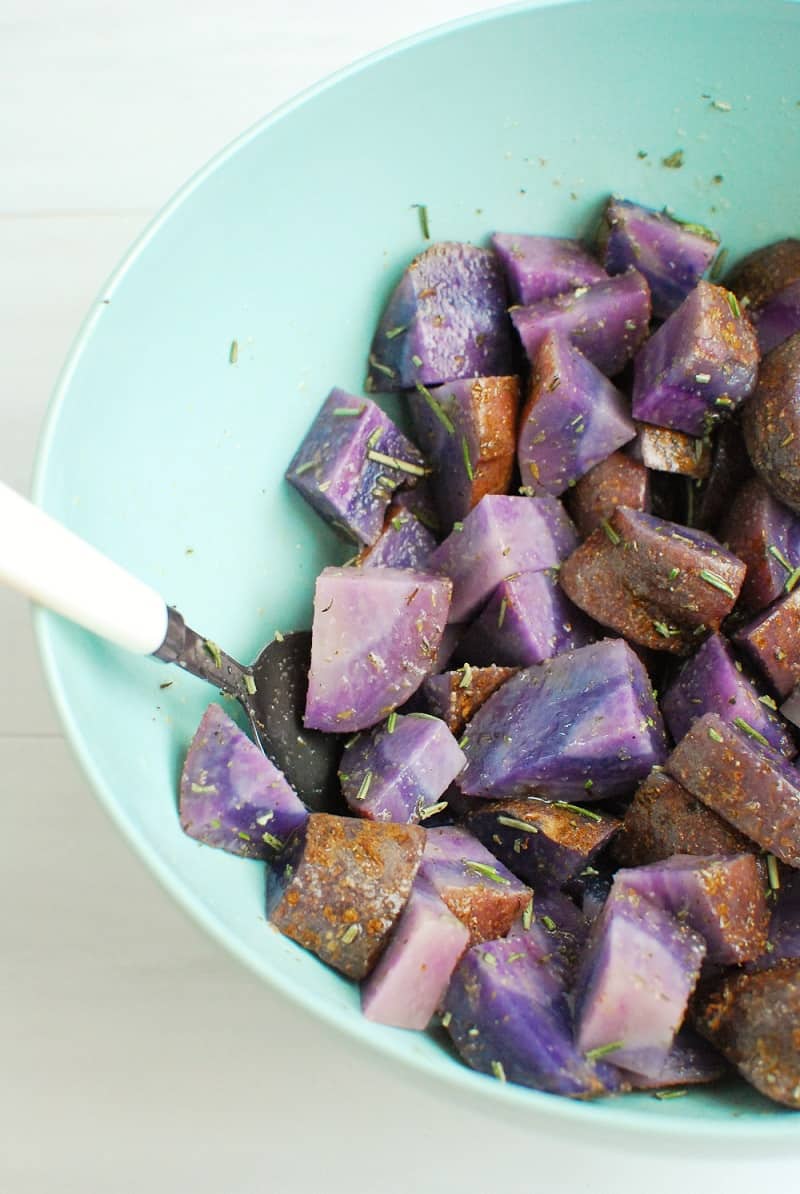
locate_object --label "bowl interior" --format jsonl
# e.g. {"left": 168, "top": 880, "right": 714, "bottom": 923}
{"left": 35, "top": 0, "right": 800, "bottom": 1139}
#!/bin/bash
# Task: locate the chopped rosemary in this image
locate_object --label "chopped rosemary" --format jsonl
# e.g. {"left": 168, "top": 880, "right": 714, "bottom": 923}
{"left": 411, "top": 354, "right": 423, "bottom": 368}
{"left": 601, "top": 519, "right": 621, "bottom": 545}
{"left": 332, "top": 405, "right": 366, "bottom": 417}
{"left": 727, "top": 291, "right": 742, "bottom": 318}
{"left": 458, "top": 734, "right": 469, "bottom": 749}
{"left": 709, "top": 246, "right": 728, "bottom": 280}
{"left": 770, "top": 544, "right": 793, "bottom": 573}
{"left": 758, "top": 694, "right": 778, "bottom": 710}
{"left": 654, "top": 1089, "right": 688, "bottom": 1100}
{"left": 416, "top": 381, "right": 455, "bottom": 433}
{"left": 522, "top": 898, "right": 533, "bottom": 930}
{"left": 786, "top": 566, "right": 800, "bottom": 594}
{"left": 261, "top": 831, "right": 284, "bottom": 851}
{"left": 293, "top": 459, "right": 318, "bottom": 476}
{"left": 419, "top": 801, "right": 449, "bottom": 821}
{"left": 694, "top": 372, "right": 711, "bottom": 384}
{"left": 490, "top": 1060, "right": 507, "bottom": 1082}
{"left": 497, "top": 815, "right": 539, "bottom": 834}
{"left": 385, "top": 325, "right": 407, "bottom": 339}
{"left": 462, "top": 436, "right": 475, "bottom": 482}
{"left": 584, "top": 1041, "right": 625, "bottom": 1062}
{"left": 367, "top": 448, "right": 429, "bottom": 477}
{"left": 781, "top": 431, "right": 795, "bottom": 448}
{"left": 274, "top": 629, "right": 285, "bottom": 642}
{"left": 541, "top": 915, "right": 557, "bottom": 932}
{"left": 391, "top": 515, "right": 404, "bottom": 532}
{"left": 237, "top": 831, "right": 252, "bottom": 842}
{"left": 341, "top": 924, "right": 360, "bottom": 945}
{"left": 668, "top": 566, "right": 680, "bottom": 581}
{"left": 662, "top": 149, "right": 684, "bottom": 169}
{"left": 414, "top": 203, "right": 431, "bottom": 240}
{"left": 367, "top": 428, "right": 383, "bottom": 450}
{"left": 699, "top": 569, "right": 736, "bottom": 598}
{"left": 508, "top": 952, "right": 526, "bottom": 963}
{"left": 243, "top": 674, "right": 257, "bottom": 696}
{"left": 229, "top": 339, "right": 239, "bottom": 364}
{"left": 368, "top": 353, "right": 395, "bottom": 379}
{"left": 386, "top": 711, "right": 397, "bottom": 734}
{"left": 497, "top": 597, "right": 508, "bottom": 629}
{"left": 452, "top": 521, "right": 464, "bottom": 532}
{"left": 356, "top": 771, "right": 373, "bottom": 801}
{"left": 463, "top": 860, "right": 510, "bottom": 885}
{"left": 441, "top": 1010, "right": 452, "bottom": 1028}
{"left": 707, "top": 726, "right": 724, "bottom": 742}
{"left": 159, "top": 681, "right": 173, "bottom": 690}
{"left": 459, "top": 662, "right": 473, "bottom": 689}
{"left": 554, "top": 801, "right": 603, "bottom": 822}
{"left": 653, "top": 621, "right": 680, "bottom": 639}
{"left": 204, "top": 639, "right": 223, "bottom": 669}
{"left": 767, "top": 853, "right": 781, "bottom": 891}
{"left": 733, "top": 717, "right": 770, "bottom": 747}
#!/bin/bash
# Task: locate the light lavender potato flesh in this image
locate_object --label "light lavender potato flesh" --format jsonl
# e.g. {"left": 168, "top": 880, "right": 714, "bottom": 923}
{"left": 304, "top": 566, "right": 451, "bottom": 731}
{"left": 458, "top": 639, "right": 667, "bottom": 801}
{"left": 491, "top": 233, "right": 607, "bottom": 304}
{"left": 179, "top": 703, "right": 307, "bottom": 859}
{"left": 286, "top": 388, "right": 426, "bottom": 546}
{"left": 428, "top": 494, "right": 577, "bottom": 623}
{"left": 661, "top": 633, "right": 796, "bottom": 758}
{"left": 665, "top": 711, "right": 800, "bottom": 867}
{"left": 517, "top": 332, "right": 636, "bottom": 497}
{"left": 357, "top": 504, "right": 437, "bottom": 571}
{"left": 339, "top": 713, "right": 466, "bottom": 824}
{"left": 632, "top": 281, "right": 759, "bottom": 436}
{"left": 574, "top": 885, "right": 706, "bottom": 1077}
{"left": 366, "top": 242, "right": 512, "bottom": 391}
{"left": 615, "top": 854, "right": 770, "bottom": 965}
{"left": 597, "top": 197, "right": 719, "bottom": 319}
{"left": 510, "top": 269, "right": 651, "bottom": 378}
{"left": 360, "top": 878, "right": 469, "bottom": 1029}
{"left": 719, "top": 476, "right": 800, "bottom": 614}
{"left": 442, "top": 938, "right": 619, "bottom": 1099}
{"left": 455, "top": 568, "right": 594, "bottom": 668}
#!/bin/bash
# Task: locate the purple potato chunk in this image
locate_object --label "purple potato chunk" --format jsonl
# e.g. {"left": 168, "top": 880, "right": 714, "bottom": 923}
{"left": 356, "top": 503, "right": 437, "bottom": 571}
{"left": 491, "top": 233, "right": 607, "bottom": 304}
{"left": 693, "top": 961, "right": 800, "bottom": 1108}
{"left": 179, "top": 703, "right": 307, "bottom": 859}
{"left": 733, "top": 588, "right": 800, "bottom": 699}
{"left": 693, "top": 418, "right": 753, "bottom": 531}
{"left": 619, "top": 1029, "right": 728, "bottom": 1089}
{"left": 574, "top": 884, "right": 706, "bottom": 1077}
{"left": 392, "top": 476, "right": 441, "bottom": 536}
{"left": 661, "top": 633, "right": 796, "bottom": 759}
{"left": 266, "top": 813, "right": 424, "bottom": 980}
{"left": 566, "top": 451, "right": 651, "bottom": 538}
{"left": 629, "top": 421, "right": 711, "bottom": 480}
{"left": 560, "top": 507, "right": 746, "bottom": 655}
{"left": 613, "top": 769, "right": 761, "bottom": 868}
{"left": 366, "top": 242, "right": 512, "bottom": 391}
{"left": 597, "top": 197, "right": 719, "bottom": 319}
{"left": 577, "top": 870, "right": 613, "bottom": 923}
{"left": 361, "top": 878, "right": 470, "bottom": 1029}
{"left": 758, "top": 869, "right": 800, "bottom": 968}
{"left": 428, "top": 493, "right": 577, "bottom": 624}
{"left": 458, "top": 639, "right": 667, "bottom": 801}
{"left": 466, "top": 796, "right": 619, "bottom": 888}
{"left": 419, "top": 825, "right": 531, "bottom": 944}
{"left": 719, "top": 476, "right": 800, "bottom": 614}
{"left": 442, "top": 938, "right": 618, "bottom": 1099}
{"left": 421, "top": 664, "right": 517, "bottom": 737}
{"left": 408, "top": 375, "right": 519, "bottom": 531}
{"left": 506, "top": 887, "right": 589, "bottom": 982}
{"left": 517, "top": 333, "right": 636, "bottom": 497}
{"left": 665, "top": 712, "right": 800, "bottom": 867}
{"left": 339, "top": 713, "right": 466, "bottom": 824}
{"left": 615, "top": 853, "right": 770, "bottom": 965}
{"left": 632, "top": 281, "right": 759, "bottom": 437}
{"left": 304, "top": 566, "right": 451, "bottom": 731}
{"left": 286, "top": 389, "right": 427, "bottom": 546}
{"left": 510, "top": 269, "right": 651, "bottom": 378}
{"left": 726, "top": 237, "right": 800, "bottom": 309}
{"left": 251, "top": 631, "right": 345, "bottom": 814}
{"left": 742, "top": 332, "right": 800, "bottom": 514}
{"left": 456, "top": 568, "right": 594, "bottom": 668}
{"left": 754, "top": 280, "right": 800, "bottom": 355}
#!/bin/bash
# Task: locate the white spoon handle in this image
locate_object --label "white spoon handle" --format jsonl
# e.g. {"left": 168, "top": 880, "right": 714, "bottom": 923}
{"left": 0, "top": 481, "right": 168, "bottom": 655}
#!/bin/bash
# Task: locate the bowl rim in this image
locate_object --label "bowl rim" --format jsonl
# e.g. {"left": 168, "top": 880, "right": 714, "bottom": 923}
{"left": 31, "top": 0, "right": 800, "bottom": 1143}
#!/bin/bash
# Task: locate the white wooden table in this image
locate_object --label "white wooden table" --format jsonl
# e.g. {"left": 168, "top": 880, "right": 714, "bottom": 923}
{"left": 2, "top": 4, "right": 797, "bottom": 1190}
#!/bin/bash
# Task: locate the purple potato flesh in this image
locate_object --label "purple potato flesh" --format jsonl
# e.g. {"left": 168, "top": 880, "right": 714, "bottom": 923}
{"left": 754, "top": 280, "right": 800, "bottom": 355}
{"left": 458, "top": 639, "right": 666, "bottom": 801}
{"left": 566, "top": 451, "right": 651, "bottom": 538}
{"left": 560, "top": 507, "right": 746, "bottom": 655}
{"left": 179, "top": 703, "right": 307, "bottom": 859}
{"left": 614, "top": 854, "right": 770, "bottom": 965}
{"left": 266, "top": 813, "right": 424, "bottom": 980}
{"left": 339, "top": 713, "right": 466, "bottom": 824}
{"left": 665, "top": 712, "right": 800, "bottom": 867}
{"left": 428, "top": 494, "right": 577, "bottom": 624}
{"left": 356, "top": 503, "right": 437, "bottom": 572}
{"left": 719, "top": 476, "right": 800, "bottom": 614}
{"left": 629, "top": 421, "right": 711, "bottom": 480}
{"left": 632, "top": 281, "right": 759, "bottom": 436}
{"left": 661, "top": 633, "right": 796, "bottom": 759}
{"left": 693, "top": 961, "right": 800, "bottom": 1108}
{"left": 597, "top": 197, "right": 719, "bottom": 319}
{"left": 408, "top": 375, "right": 519, "bottom": 531}
{"left": 742, "top": 333, "right": 800, "bottom": 514}
{"left": 304, "top": 566, "right": 451, "bottom": 731}
{"left": 733, "top": 588, "right": 800, "bottom": 699}
{"left": 286, "top": 388, "right": 427, "bottom": 546}
{"left": 366, "top": 242, "right": 512, "bottom": 391}
{"left": 466, "top": 796, "right": 619, "bottom": 888}
{"left": 391, "top": 477, "right": 441, "bottom": 536}
{"left": 419, "top": 825, "right": 531, "bottom": 944}
{"left": 574, "top": 884, "right": 706, "bottom": 1077}
{"left": 506, "top": 887, "right": 589, "bottom": 982}
{"left": 757, "top": 869, "right": 800, "bottom": 969}
{"left": 421, "top": 664, "right": 517, "bottom": 736}
{"left": 360, "top": 878, "right": 470, "bottom": 1029}
{"left": 442, "top": 938, "right": 618, "bottom": 1098}
{"left": 510, "top": 269, "right": 651, "bottom": 378}
{"left": 456, "top": 568, "right": 595, "bottom": 668}
{"left": 619, "top": 1029, "right": 728, "bottom": 1089}
{"left": 491, "top": 233, "right": 607, "bottom": 305}
{"left": 613, "top": 769, "right": 761, "bottom": 868}
{"left": 517, "top": 332, "right": 636, "bottom": 497}
{"left": 727, "top": 237, "right": 800, "bottom": 310}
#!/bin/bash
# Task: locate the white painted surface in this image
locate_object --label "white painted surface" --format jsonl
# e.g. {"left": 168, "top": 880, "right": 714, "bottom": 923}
{"left": 1, "top": 4, "right": 796, "bottom": 1190}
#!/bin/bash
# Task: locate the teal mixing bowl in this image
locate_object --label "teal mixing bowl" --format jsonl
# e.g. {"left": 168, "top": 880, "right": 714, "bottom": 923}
{"left": 33, "top": 0, "right": 800, "bottom": 1144}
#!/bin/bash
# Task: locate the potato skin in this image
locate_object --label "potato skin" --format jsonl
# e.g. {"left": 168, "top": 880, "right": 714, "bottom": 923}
{"left": 743, "top": 332, "right": 800, "bottom": 512}
{"left": 727, "top": 238, "right": 800, "bottom": 310}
